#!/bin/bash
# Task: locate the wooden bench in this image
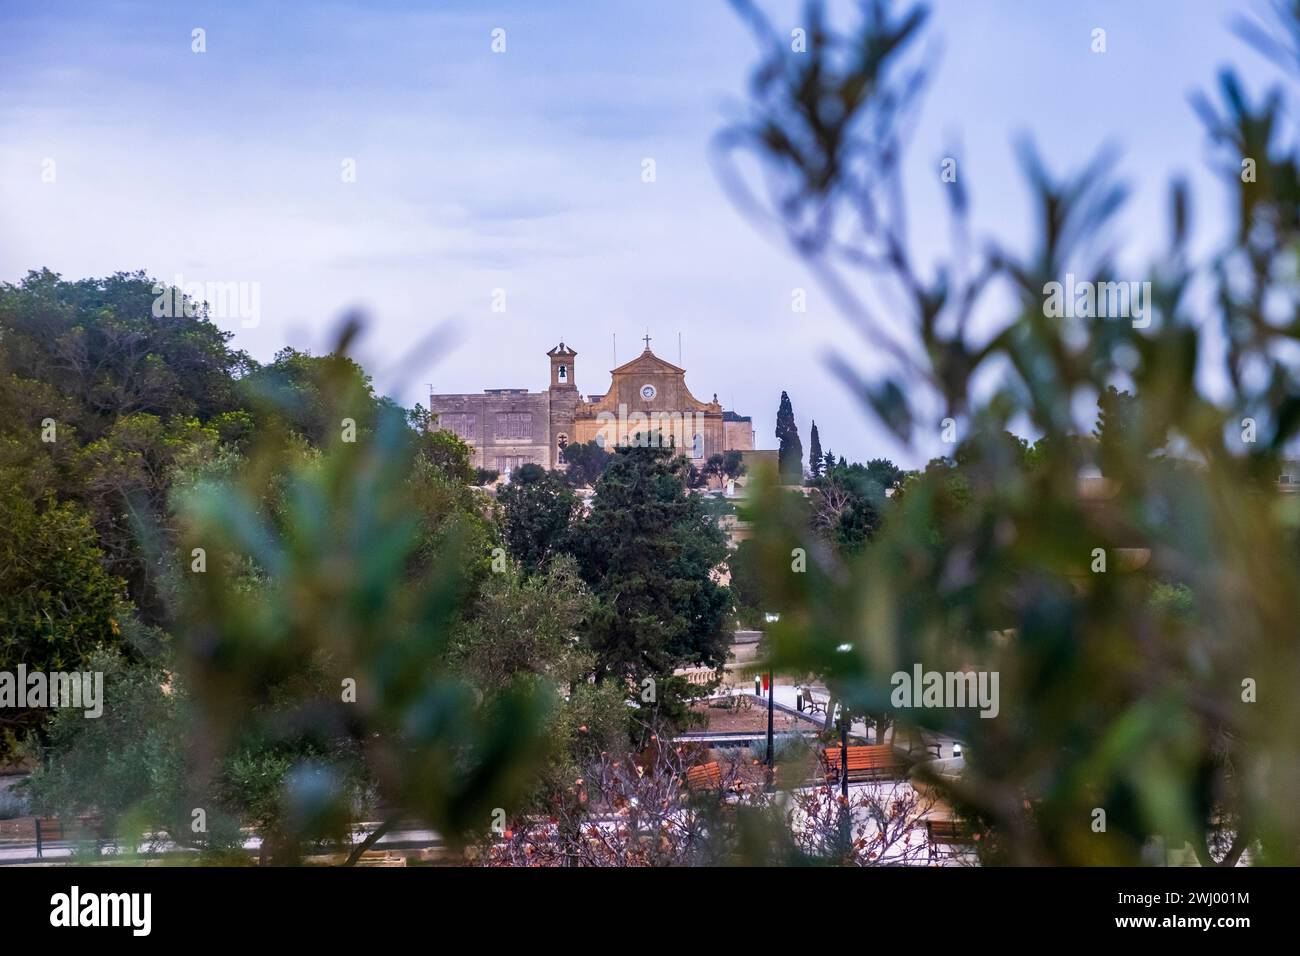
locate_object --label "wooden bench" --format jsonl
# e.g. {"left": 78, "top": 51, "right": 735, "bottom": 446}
{"left": 925, "top": 817, "right": 975, "bottom": 861}
{"left": 35, "top": 816, "right": 105, "bottom": 858}
{"left": 821, "top": 745, "right": 904, "bottom": 782}
{"left": 685, "top": 761, "right": 723, "bottom": 792}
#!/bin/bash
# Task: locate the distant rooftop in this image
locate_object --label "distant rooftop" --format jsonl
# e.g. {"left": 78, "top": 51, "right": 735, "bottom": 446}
{"left": 484, "top": 388, "right": 529, "bottom": 395}
{"left": 723, "top": 411, "right": 751, "bottom": 422}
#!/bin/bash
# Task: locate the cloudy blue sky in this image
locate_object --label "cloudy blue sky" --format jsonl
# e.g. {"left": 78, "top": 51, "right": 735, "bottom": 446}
{"left": 0, "top": 0, "right": 1281, "bottom": 465}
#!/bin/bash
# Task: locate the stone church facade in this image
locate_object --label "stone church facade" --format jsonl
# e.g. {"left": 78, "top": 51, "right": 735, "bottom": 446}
{"left": 427, "top": 340, "right": 756, "bottom": 475}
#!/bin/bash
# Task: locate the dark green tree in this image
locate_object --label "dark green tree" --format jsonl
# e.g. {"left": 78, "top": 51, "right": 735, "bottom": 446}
{"left": 408, "top": 405, "right": 477, "bottom": 485}
{"left": 567, "top": 444, "right": 732, "bottom": 720}
{"left": 863, "top": 458, "right": 902, "bottom": 493}
{"left": 1093, "top": 385, "right": 1146, "bottom": 476}
{"left": 560, "top": 439, "right": 612, "bottom": 488}
{"left": 497, "top": 463, "right": 580, "bottom": 575}
{"left": 722, "top": 449, "right": 747, "bottom": 485}
{"left": 240, "top": 347, "right": 387, "bottom": 448}
{"left": 0, "top": 269, "right": 252, "bottom": 443}
{"left": 0, "top": 488, "right": 130, "bottom": 754}
{"left": 448, "top": 556, "right": 595, "bottom": 692}
{"left": 700, "top": 450, "right": 747, "bottom": 491}
{"left": 775, "top": 391, "right": 803, "bottom": 484}
{"left": 808, "top": 421, "right": 824, "bottom": 478}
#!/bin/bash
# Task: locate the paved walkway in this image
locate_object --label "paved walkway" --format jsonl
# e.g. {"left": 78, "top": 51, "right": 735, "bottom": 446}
{"left": 0, "top": 824, "right": 443, "bottom": 866}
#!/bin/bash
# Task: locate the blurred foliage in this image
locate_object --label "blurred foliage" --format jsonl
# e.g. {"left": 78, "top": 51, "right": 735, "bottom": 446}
{"left": 721, "top": 0, "right": 1300, "bottom": 864}
{"left": 168, "top": 349, "right": 557, "bottom": 858}
{"left": 24, "top": 648, "right": 246, "bottom": 855}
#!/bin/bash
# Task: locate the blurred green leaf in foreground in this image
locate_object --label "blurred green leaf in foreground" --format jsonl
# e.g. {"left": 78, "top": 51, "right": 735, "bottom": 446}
{"left": 719, "top": 0, "right": 1300, "bottom": 865}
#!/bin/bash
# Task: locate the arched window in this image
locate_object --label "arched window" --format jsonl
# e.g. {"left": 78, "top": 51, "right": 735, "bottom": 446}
{"left": 558, "top": 364, "right": 568, "bottom": 383}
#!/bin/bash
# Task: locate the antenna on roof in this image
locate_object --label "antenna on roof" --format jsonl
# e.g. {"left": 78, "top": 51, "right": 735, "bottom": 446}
{"left": 612, "top": 332, "right": 616, "bottom": 366}
{"left": 678, "top": 332, "right": 682, "bottom": 365}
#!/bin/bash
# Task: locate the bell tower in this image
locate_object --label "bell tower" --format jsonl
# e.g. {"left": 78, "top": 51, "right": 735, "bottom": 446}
{"left": 547, "top": 342, "right": 577, "bottom": 390}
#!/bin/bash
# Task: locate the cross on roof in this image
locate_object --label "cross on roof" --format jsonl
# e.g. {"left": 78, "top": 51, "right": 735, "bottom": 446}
{"left": 642, "top": 332, "right": 652, "bottom": 351}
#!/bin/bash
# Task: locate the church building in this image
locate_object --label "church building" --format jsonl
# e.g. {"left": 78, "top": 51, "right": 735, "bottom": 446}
{"left": 427, "top": 338, "right": 757, "bottom": 475}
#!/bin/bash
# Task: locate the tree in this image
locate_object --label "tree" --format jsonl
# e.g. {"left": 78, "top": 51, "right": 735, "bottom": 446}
{"left": 805, "top": 456, "right": 897, "bottom": 554}
{"left": 481, "top": 741, "right": 737, "bottom": 866}
{"left": 25, "top": 648, "right": 245, "bottom": 856}
{"left": 567, "top": 444, "right": 732, "bottom": 720}
{"left": 700, "top": 450, "right": 746, "bottom": 491}
{"left": 0, "top": 272, "right": 258, "bottom": 629}
{"left": 701, "top": 454, "right": 727, "bottom": 491}
{"left": 240, "top": 347, "right": 386, "bottom": 447}
{"left": 775, "top": 391, "right": 803, "bottom": 484}
{"left": 721, "top": 449, "right": 747, "bottom": 486}
{"left": 409, "top": 405, "right": 477, "bottom": 485}
{"left": 808, "top": 421, "right": 824, "bottom": 478}
{"left": 497, "top": 464, "right": 580, "bottom": 575}
{"left": 75, "top": 412, "right": 221, "bottom": 621}
{"left": 1093, "top": 385, "right": 1144, "bottom": 477}
{"left": 448, "top": 556, "right": 595, "bottom": 692}
{"left": 560, "top": 439, "right": 612, "bottom": 488}
{"left": 863, "top": 458, "right": 902, "bottom": 494}
{"left": 0, "top": 269, "right": 252, "bottom": 444}
{"left": 0, "top": 489, "right": 130, "bottom": 755}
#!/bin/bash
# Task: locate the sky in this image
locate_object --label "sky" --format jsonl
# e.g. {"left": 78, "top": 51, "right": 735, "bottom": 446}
{"left": 0, "top": 0, "right": 1283, "bottom": 466}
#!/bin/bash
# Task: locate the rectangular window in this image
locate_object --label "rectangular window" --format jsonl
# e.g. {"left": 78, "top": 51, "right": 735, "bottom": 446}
{"left": 494, "top": 412, "right": 532, "bottom": 440}
{"left": 439, "top": 413, "right": 476, "bottom": 440}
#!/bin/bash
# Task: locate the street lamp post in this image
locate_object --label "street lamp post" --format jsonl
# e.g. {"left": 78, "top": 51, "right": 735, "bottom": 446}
{"left": 840, "top": 713, "right": 849, "bottom": 800}
{"left": 767, "top": 667, "right": 774, "bottom": 770}
{"left": 834, "top": 642, "right": 852, "bottom": 856}
{"left": 764, "top": 613, "right": 779, "bottom": 790}
{"left": 839, "top": 709, "right": 850, "bottom": 856}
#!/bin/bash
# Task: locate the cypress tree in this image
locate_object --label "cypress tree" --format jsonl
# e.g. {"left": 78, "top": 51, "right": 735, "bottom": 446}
{"left": 775, "top": 391, "right": 803, "bottom": 484}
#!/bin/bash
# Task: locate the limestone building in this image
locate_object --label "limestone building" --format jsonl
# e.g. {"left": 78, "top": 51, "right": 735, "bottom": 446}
{"left": 428, "top": 338, "right": 757, "bottom": 475}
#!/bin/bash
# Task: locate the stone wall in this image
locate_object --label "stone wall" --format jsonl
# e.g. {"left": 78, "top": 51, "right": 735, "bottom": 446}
{"left": 724, "top": 418, "right": 755, "bottom": 451}
{"left": 427, "top": 390, "right": 554, "bottom": 471}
